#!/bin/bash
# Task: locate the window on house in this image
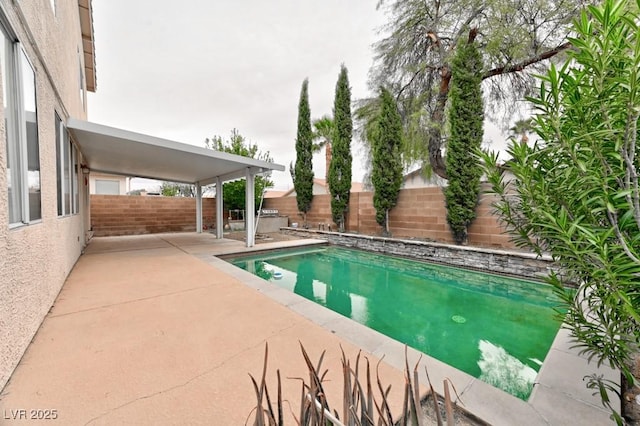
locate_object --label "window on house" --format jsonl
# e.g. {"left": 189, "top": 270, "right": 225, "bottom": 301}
{"left": 55, "top": 114, "right": 78, "bottom": 216}
{"left": 23, "top": 52, "right": 41, "bottom": 221}
{"left": 72, "top": 143, "right": 78, "bottom": 212}
{"left": 55, "top": 115, "right": 62, "bottom": 214}
{"left": 95, "top": 180, "right": 120, "bottom": 195}
{"left": 2, "top": 25, "right": 41, "bottom": 225}
{"left": 78, "top": 53, "right": 85, "bottom": 110}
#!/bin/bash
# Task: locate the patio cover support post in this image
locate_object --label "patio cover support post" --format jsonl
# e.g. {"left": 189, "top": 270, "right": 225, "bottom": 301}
{"left": 216, "top": 177, "right": 223, "bottom": 239}
{"left": 245, "top": 168, "right": 255, "bottom": 247}
{"left": 195, "top": 182, "right": 202, "bottom": 233}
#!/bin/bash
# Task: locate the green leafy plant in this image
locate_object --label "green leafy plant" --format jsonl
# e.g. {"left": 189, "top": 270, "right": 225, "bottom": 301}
{"left": 328, "top": 65, "right": 353, "bottom": 233}
{"left": 311, "top": 116, "right": 334, "bottom": 154}
{"left": 371, "top": 87, "right": 404, "bottom": 236}
{"left": 160, "top": 181, "right": 196, "bottom": 197}
{"left": 291, "top": 79, "right": 314, "bottom": 227}
{"left": 481, "top": 0, "right": 640, "bottom": 422}
{"left": 508, "top": 119, "right": 533, "bottom": 144}
{"left": 206, "top": 129, "right": 273, "bottom": 212}
{"left": 444, "top": 32, "right": 484, "bottom": 245}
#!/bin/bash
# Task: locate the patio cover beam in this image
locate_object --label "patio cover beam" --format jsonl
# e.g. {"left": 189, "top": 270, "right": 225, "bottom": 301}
{"left": 195, "top": 183, "right": 202, "bottom": 233}
{"left": 245, "top": 168, "right": 255, "bottom": 247}
{"left": 215, "top": 177, "right": 223, "bottom": 239}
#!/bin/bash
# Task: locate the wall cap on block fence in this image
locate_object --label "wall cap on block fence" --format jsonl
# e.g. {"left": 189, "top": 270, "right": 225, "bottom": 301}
{"left": 279, "top": 227, "right": 555, "bottom": 280}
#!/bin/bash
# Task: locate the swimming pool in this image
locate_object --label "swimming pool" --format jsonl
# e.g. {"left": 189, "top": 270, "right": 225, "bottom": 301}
{"left": 230, "top": 245, "right": 563, "bottom": 399}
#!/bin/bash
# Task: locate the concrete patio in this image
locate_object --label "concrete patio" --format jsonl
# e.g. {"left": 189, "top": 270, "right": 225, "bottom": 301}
{"left": 0, "top": 232, "right": 618, "bottom": 425}
{"left": 0, "top": 233, "right": 409, "bottom": 424}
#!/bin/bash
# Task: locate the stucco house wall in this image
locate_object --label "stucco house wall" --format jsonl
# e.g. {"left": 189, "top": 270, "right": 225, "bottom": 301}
{"left": 285, "top": 179, "right": 329, "bottom": 197}
{"left": 402, "top": 168, "right": 516, "bottom": 189}
{"left": 89, "top": 172, "right": 128, "bottom": 195}
{"left": 0, "top": 0, "right": 92, "bottom": 389}
{"left": 402, "top": 169, "right": 447, "bottom": 188}
{"left": 285, "top": 178, "right": 365, "bottom": 197}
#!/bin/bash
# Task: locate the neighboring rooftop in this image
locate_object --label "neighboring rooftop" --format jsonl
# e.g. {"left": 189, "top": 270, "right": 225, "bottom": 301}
{"left": 264, "top": 189, "right": 288, "bottom": 198}
{"left": 284, "top": 178, "right": 366, "bottom": 197}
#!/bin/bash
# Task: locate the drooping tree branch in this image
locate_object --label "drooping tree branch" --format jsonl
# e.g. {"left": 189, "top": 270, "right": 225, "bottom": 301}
{"left": 482, "top": 42, "right": 572, "bottom": 79}
{"left": 396, "top": 63, "right": 439, "bottom": 100}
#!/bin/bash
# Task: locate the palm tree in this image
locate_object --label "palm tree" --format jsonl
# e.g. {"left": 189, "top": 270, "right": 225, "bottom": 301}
{"left": 312, "top": 116, "right": 334, "bottom": 184}
{"left": 509, "top": 118, "right": 533, "bottom": 143}
{"left": 312, "top": 116, "right": 333, "bottom": 152}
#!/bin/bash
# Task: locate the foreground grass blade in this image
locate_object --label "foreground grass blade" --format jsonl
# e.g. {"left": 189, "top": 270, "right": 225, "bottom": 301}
{"left": 375, "top": 358, "right": 394, "bottom": 425}
{"left": 366, "top": 359, "right": 374, "bottom": 424}
{"left": 444, "top": 380, "right": 454, "bottom": 426}
{"left": 412, "top": 357, "right": 424, "bottom": 426}
{"left": 425, "top": 366, "right": 442, "bottom": 426}
{"left": 249, "top": 373, "right": 265, "bottom": 426}
{"left": 277, "top": 370, "right": 283, "bottom": 426}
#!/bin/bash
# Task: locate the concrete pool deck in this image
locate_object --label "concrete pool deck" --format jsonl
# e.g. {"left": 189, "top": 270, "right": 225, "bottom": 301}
{"left": 0, "top": 233, "right": 618, "bottom": 424}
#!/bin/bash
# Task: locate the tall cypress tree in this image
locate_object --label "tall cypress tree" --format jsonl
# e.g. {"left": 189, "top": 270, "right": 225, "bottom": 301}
{"left": 372, "top": 87, "right": 403, "bottom": 236}
{"left": 292, "top": 79, "right": 314, "bottom": 226}
{"left": 444, "top": 34, "right": 484, "bottom": 244}
{"left": 328, "top": 65, "right": 353, "bottom": 232}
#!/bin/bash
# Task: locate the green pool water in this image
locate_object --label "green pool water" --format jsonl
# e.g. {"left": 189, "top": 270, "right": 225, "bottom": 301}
{"left": 231, "top": 246, "right": 563, "bottom": 399}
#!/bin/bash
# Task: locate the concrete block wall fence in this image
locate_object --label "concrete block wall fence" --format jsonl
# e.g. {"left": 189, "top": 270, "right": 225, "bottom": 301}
{"left": 90, "top": 187, "right": 513, "bottom": 249}
{"left": 90, "top": 195, "right": 216, "bottom": 236}
{"left": 263, "top": 187, "right": 514, "bottom": 249}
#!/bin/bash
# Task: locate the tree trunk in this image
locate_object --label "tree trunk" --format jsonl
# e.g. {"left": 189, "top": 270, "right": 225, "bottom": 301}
{"left": 429, "top": 68, "right": 451, "bottom": 179}
{"left": 325, "top": 143, "right": 332, "bottom": 186}
{"left": 429, "top": 30, "right": 568, "bottom": 180}
{"left": 384, "top": 209, "right": 390, "bottom": 237}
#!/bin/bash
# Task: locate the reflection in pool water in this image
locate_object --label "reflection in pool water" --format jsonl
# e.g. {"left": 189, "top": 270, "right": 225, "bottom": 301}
{"left": 478, "top": 340, "right": 538, "bottom": 399}
{"left": 232, "top": 246, "right": 563, "bottom": 399}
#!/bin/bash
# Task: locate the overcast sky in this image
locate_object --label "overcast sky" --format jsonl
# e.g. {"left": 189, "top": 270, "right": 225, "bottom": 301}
{"left": 87, "top": 0, "right": 385, "bottom": 190}
{"left": 87, "top": 0, "right": 506, "bottom": 191}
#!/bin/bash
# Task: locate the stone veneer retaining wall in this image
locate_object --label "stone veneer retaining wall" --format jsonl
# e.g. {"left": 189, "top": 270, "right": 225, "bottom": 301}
{"left": 281, "top": 228, "right": 555, "bottom": 279}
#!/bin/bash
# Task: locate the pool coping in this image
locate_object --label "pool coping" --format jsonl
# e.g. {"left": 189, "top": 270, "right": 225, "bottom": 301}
{"left": 205, "top": 240, "right": 619, "bottom": 426}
